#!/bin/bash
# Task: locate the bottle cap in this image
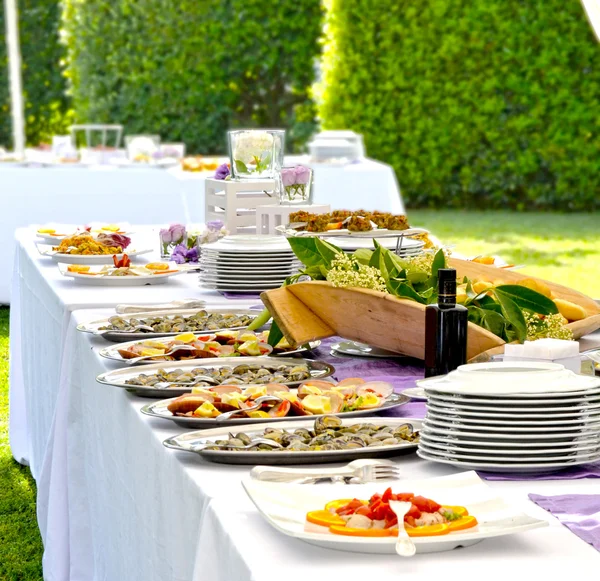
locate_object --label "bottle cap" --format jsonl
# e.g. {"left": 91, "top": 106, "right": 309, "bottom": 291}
{"left": 438, "top": 268, "right": 457, "bottom": 298}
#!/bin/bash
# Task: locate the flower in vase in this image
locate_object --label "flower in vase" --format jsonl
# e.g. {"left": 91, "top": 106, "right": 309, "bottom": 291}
{"left": 168, "top": 223, "right": 186, "bottom": 244}
{"left": 232, "top": 131, "right": 274, "bottom": 165}
{"left": 159, "top": 227, "right": 172, "bottom": 244}
{"left": 281, "top": 167, "right": 296, "bottom": 187}
{"left": 171, "top": 243, "right": 199, "bottom": 264}
{"left": 294, "top": 165, "right": 311, "bottom": 185}
{"left": 214, "top": 163, "right": 230, "bottom": 180}
{"left": 207, "top": 219, "right": 224, "bottom": 231}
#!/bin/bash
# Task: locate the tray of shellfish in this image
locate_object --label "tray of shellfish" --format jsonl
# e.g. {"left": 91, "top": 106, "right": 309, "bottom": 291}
{"left": 163, "top": 416, "right": 421, "bottom": 465}
{"left": 96, "top": 358, "right": 336, "bottom": 397}
{"left": 139, "top": 377, "right": 409, "bottom": 428}
{"left": 77, "top": 308, "right": 259, "bottom": 342}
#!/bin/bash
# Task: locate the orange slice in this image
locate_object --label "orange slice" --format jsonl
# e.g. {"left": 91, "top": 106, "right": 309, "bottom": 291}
{"left": 324, "top": 499, "right": 366, "bottom": 512}
{"left": 448, "top": 516, "right": 478, "bottom": 532}
{"left": 329, "top": 525, "right": 392, "bottom": 537}
{"left": 441, "top": 505, "right": 469, "bottom": 517}
{"left": 306, "top": 510, "right": 345, "bottom": 528}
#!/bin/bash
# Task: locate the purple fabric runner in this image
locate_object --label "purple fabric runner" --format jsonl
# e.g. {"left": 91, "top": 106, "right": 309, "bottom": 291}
{"left": 528, "top": 493, "right": 600, "bottom": 551}
{"left": 310, "top": 338, "right": 426, "bottom": 419}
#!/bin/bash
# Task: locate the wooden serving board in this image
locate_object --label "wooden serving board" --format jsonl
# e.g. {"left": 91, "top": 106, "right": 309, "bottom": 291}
{"left": 261, "top": 259, "right": 600, "bottom": 361}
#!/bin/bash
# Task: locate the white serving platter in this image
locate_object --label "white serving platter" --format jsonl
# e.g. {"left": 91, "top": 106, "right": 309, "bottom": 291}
{"left": 38, "top": 244, "right": 152, "bottom": 265}
{"left": 163, "top": 417, "right": 421, "bottom": 465}
{"left": 59, "top": 265, "right": 191, "bottom": 286}
{"left": 242, "top": 470, "right": 547, "bottom": 554}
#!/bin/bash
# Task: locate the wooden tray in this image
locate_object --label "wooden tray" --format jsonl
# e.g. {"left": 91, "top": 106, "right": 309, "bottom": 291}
{"left": 261, "top": 258, "right": 600, "bottom": 361}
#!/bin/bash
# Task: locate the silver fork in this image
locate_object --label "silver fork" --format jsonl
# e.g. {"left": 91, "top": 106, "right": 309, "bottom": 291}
{"left": 250, "top": 459, "right": 400, "bottom": 484}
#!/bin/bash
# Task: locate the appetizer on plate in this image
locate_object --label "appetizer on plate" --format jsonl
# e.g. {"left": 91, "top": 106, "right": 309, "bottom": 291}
{"left": 306, "top": 489, "right": 477, "bottom": 537}
{"left": 66, "top": 257, "right": 178, "bottom": 277}
{"left": 288, "top": 210, "right": 410, "bottom": 233}
{"left": 200, "top": 416, "right": 419, "bottom": 451}
{"left": 165, "top": 378, "right": 394, "bottom": 418}
{"left": 53, "top": 231, "right": 131, "bottom": 255}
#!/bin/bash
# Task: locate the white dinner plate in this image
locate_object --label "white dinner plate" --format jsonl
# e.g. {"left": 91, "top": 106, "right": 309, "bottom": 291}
{"left": 427, "top": 397, "right": 600, "bottom": 420}
{"left": 419, "top": 433, "right": 600, "bottom": 452}
{"left": 163, "top": 417, "right": 421, "bottom": 465}
{"left": 417, "top": 442, "right": 600, "bottom": 464}
{"left": 417, "top": 448, "right": 600, "bottom": 473}
{"left": 401, "top": 387, "right": 427, "bottom": 400}
{"left": 425, "top": 409, "right": 600, "bottom": 426}
{"left": 199, "top": 263, "right": 299, "bottom": 273}
{"left": 424, "top": 390, "right": 600, "bottom": 406}
{"left": 422, "top": 417, "right": 600, "bottom": 433}
{"left": 420, "top": 423, "right": 599, "bottom": 440}
{"left": 59, "top": 265, "right": 190, "bottom": 286}
{"left": 200, "top": 272, "right": 291, "bottom": 282}
{"left": 242, "top": 470, "right": 547, "bottom": 554}
{"left": 200, "top": 282, "right": 283, "bottom": 291}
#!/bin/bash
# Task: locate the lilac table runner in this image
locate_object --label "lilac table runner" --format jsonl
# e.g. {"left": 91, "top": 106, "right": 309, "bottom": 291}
{"left": 310, "top": 338, "right": 426, "bottom": 419}
{"left": 529, "top": 493, "right": 600, "bottom": 551}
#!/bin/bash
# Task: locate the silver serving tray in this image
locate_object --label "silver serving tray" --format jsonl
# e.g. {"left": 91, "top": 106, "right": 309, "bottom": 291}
{"left": 145, "top": 393, "right": 410, "bottom": 429}
{"left": 96, "top": 357, "right": 335, "bottom": 397}
{"left": 275, "top": 225, "right": 429, "bottom": 239}
{"left": 99, "top": 338, "right": 321, "bottom": 365}
{"left": 77, "top": 308, "right": 259, "bottom": 342}
{"left": 163, "top": 417, "right": 420, "bottom": 465}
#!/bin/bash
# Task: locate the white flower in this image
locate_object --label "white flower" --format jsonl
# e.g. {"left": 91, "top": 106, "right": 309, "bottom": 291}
{"left": 232, "top": 131, "right": 274, "bottom": 165}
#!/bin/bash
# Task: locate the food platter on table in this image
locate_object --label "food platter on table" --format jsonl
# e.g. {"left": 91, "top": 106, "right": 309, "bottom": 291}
{"left": 96, "top": 357, "right": 336, "bottom": 396}
{"left": 241, "top": 471, "right": 548, "bottom": 554}
{"left": 143, "top": 392, "right": 410, "bottom": 428}
{"left": 37, "top": 245, "right": 152, "bottom": 264}
{"left": 36, "top": 223, "right": 133, "bottom": 243}
{"left": 77, "top": 308, "right": 260, "bottom": 342}
{"left": 163, "top": 416, "right": 421, "bottom": 465}
{"left": 59, "top": 261, "right": 193, "bottom": 286}
{"left": 98, "top": 331, "right": 321, "bottom": 364}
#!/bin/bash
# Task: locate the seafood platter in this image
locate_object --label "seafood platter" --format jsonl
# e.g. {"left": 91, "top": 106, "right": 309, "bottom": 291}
{"left": 163, "top": 416, "right": 421, "bottom": 464}
{"left": 77, "top": 309, "right": 259, "bottom": 342}
{"left": 36, "top": 223, "right": 132, "bottom": 243}
{"left": 98, "top": 330, "right": 320, "bottom": 363}
{"left": 96, "top": 358, "right": 336, "bottom": 396}
{"left": 140, "top": 377, "right": 409, "bottom": 426}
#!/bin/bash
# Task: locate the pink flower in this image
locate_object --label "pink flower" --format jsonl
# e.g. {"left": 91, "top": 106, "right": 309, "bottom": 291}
{"left": 168, "top": 223, "right": 186, "bottom": 244}
{"left": 281, "top": 167, "right": 296, "bottom": 187}
{"left": 294, "top": 165, "right": 311, "bottom": 185}
{"left": 159, "top": 228, "right": 172, "bottom": 244}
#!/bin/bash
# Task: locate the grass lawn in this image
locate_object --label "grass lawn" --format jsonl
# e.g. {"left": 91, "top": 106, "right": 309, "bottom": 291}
{"left": 0, "top": 211, "right": 597, "bottom": 579}
{"left": 0, "top": 307, "right": 44, "bottom": 581}
{"left": 411, "top": 210, "right": 600, "bottom": 298}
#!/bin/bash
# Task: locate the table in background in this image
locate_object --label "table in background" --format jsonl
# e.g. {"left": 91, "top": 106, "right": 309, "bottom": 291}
{"left": 9, "top": 227, "right": 600, "bottom": 581}
{"left": 1, "top": 158, "right": 403, "bottom": 304}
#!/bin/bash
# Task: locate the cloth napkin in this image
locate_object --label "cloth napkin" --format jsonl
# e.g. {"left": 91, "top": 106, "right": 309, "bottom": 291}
{"left": 480, "top": 461, "right": 600, "bottom": 481}
{"left": 528, "top": 493, "right": 600, "bottom": 551}
{"left": 220, "top": 292, "right": 262, "bottom": 300}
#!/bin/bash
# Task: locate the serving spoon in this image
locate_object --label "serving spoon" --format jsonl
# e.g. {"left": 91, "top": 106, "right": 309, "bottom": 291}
{"left": 215, "top": 395, "right": 283, "bottom": 421}
{"left": 388, "top": 500, "right": 417, "bottom": 557}
{"left": 125, "top": 344, "right": 199, "bottom": 364}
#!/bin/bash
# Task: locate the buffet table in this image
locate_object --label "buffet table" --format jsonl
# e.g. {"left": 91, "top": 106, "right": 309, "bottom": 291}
{"left": 9, "top": 227, "right": 600, "bottom": 581}
{"left": 1, "top": 158, "right": 402, "bottom": 304}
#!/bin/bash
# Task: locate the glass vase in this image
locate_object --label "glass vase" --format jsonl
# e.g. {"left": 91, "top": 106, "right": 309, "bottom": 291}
{"left": 159, "top": 224, "right": 186, "bottom": 259}
{"left": 228, "top": 129, "right": 285, "bottom": 180}
{"left": 279, "top": 166, "right": 313, "bottom": 204}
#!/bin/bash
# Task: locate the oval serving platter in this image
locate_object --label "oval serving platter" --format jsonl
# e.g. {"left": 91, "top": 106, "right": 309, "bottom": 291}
{"left": 163, "top": 417, "right": 421, "bottom": 465}
{"left": 96, "top": 357, "right": 336, "bottom": 397}
{"left": 145, "top": 392, "right": 410, "bottom": 429}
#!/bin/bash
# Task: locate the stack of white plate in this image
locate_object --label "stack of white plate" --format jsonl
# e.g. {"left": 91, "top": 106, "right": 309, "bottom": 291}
{"left": 199, "top": 235, "right": 301, "bottom": 293}
{"left": 324, "top": 235, "right": 424, "bottom": 257}
{"left": 416, "top": 362, "right": 600, "bottom": 473}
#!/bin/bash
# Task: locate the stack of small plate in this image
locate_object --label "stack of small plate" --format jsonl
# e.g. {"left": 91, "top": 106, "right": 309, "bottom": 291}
{"left": 416, "top": 362, "right": 600, "bottom": 473}
{"left": 199, "top": 235, "right": 301, "bottom": 293}
{"left": 324, "top": 235, "right": 425, "bottom": 257}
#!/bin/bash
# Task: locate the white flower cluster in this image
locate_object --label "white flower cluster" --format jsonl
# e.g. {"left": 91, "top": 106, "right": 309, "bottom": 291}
{"left": 232, "top": 131, "right": 274, "bottom": 165}
{"left": 524, "top": 311, "right": 573, "bottom": 341}
{"left": 326, "top": 254, "right": 387, "bottom": 292}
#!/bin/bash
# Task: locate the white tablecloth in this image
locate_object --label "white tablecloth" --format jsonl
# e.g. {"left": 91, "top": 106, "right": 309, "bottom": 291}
{"left": 10, "top": 227, "right": 598, "bottom": 581}
{"left": 1, "top": 158, "right": 402, "bottom": 304}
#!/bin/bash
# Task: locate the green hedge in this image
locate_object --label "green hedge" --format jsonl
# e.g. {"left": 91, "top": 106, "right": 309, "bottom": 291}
{"left": 0, "top": 0, "right": 72, "bottom": 148}
{"left": 63, "top": 0, "right": 323, "bottom": 154}
{"left": 320, "top": 0, "right": 600, "bottom": 211}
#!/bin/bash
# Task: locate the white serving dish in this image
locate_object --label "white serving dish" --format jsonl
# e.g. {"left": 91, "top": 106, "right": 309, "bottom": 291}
{"left": 242, "top": 471, "right": 547, "bottom": 554}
